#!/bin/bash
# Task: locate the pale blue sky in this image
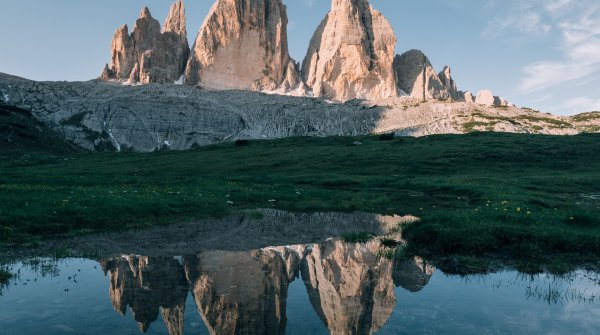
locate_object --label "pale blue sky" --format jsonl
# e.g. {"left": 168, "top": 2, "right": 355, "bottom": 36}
{"left": 1, "top": 0, "right": 598, "bottom": 115}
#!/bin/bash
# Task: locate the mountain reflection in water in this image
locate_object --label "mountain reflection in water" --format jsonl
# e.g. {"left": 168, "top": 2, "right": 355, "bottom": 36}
{"left": 100, "top": 240, "right": 432, "bottom": 335}
{"left": 1, "top": 210, "right": 597, "bottom": 335}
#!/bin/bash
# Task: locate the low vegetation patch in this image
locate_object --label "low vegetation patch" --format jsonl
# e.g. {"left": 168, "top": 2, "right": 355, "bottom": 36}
{"left": 522, "top": 107, "right": 540, "bottom": 113}
{"left": 462, "top": 121, "right": 490, "bottom": 132}
{"left": 402, "top": 204, "right": 600, "bottom": 272}
{"left": 578, "top": 125, "right": 600, "bottom": 133}
{"left": 377, "top": 133, "right": 395, "bottom": 141}
{"left": 235, "top": 139, "right": 250, "bottom": 146}
{"left": 380, "top": 237, "right": 400, "bottom": 248}
{"left": 516, "top": 115, "right": 572, "bottom": 128}
{"left": 471, "top": 112, "right": 515, "bottom": 123}
{"left": 341, "top": 232, "right": 376, "bottom": 243}
{"left": 0, "top": 268, "right": 14, "bottom": 286}
{"left": 571, "top": 112, "right": 600, "bottom": 123}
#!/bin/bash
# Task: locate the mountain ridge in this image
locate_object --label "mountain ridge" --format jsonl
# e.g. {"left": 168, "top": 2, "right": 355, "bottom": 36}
{"left": 1, "top": 72, "right": 597, "bottom": 153}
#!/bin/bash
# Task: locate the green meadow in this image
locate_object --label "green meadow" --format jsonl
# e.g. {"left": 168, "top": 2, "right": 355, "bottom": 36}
{"left": 1, "top": 132, "right": 599, "bottom": 271}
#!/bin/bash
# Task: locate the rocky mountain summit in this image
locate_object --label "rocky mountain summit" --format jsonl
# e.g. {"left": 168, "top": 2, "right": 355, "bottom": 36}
{"left": 101, "top": 1, "right": 189, "bottom": 84}
{"left": 98, "top": 0, "right": 509, "bottom": 104}
{"left": 185, "top": 0, "right": 302, "bottom": 93}
{"left": 301, "top": 0, "right": 398, "bottom": 100}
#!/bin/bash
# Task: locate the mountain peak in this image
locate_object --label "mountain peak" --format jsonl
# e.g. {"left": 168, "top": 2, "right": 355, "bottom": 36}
{"left": 185, "top": 0, "right": 301, "bottom": 92}
{"left": 302, "top": 0, "right": 398, "bottom": 100}
{"left": 163, "top": 0, "right": 186, "bottom": 36}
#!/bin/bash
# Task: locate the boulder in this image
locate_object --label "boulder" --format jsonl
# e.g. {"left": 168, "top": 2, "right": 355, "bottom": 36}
{"left": 461, "top": 91, "right": 475, "bottom": 103}
{"left": 301, "top": 0, "right": 398, "bottom": 100}
{"left": 475, "top": 90, "right": 501, "bottom": 106}
{"left": 185, "top": 0, "right": 301, "bottom": 92}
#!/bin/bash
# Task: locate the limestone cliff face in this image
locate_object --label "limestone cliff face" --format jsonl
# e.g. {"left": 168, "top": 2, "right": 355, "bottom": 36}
{"left": 185, "top": 0, "right": 301, "bottom": 92}
{"left": 184, "top": 248, "right": 299, "bottom": 335}
{"left": 100, "top": 256, "right": 189, "bottom": 335}
{"left": 101, "top": 1, "right": 189, "bottom": 84}
{"left": 301, "top": 240, "right": 396, "bottom": 335}
{"left": 393, "top": 49, "right": 450, "bottom": 101}
{"left": 301, "top": 0, "right": 398, "bottom": 100}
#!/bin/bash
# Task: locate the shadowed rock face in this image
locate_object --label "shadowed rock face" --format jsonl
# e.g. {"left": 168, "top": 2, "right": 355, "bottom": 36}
{"left": 185, "top": 0, "right": 301, "bottom": 92}
{"left": 100, "top": 256, "right": 189, "bottom": 335}
{"left": 393, "top": 49, "right": 450, "bottom": 101}
{"left": 302, "top": 0, "right": 398, "bottom": 100}
{"left": 0, "top": 103, "right": 77, "bottom": 154}
{"left": 301, "top": 240, "right": 396, "bottom": 335}
{"left": 101, "top": 1, "right": 189, "bottom": 84}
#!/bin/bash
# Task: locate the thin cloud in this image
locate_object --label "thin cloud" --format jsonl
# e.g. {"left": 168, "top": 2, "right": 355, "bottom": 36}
{"left": 545, "top": 0, "right": 573, "bottom": 13}
{"left": 519, "top": 1, "right": 600, "bottom": 92}
{"left": 549, "top": 96, "right": 600, "bottom": 114}
{"left": 482, "top": 4, "right": 551, "bottom": 39}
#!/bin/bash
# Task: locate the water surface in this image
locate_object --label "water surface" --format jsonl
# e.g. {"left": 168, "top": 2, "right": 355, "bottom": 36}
{"left": 1, "top": 210, "right": 598, "bottom": 334}
{"left": 1, "top": 245, "right": 598, "bottom": 334}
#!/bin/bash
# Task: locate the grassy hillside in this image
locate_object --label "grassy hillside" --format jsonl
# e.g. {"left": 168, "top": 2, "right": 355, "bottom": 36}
{"left": 1, "top": 132, "right": 599, "bottom": 271}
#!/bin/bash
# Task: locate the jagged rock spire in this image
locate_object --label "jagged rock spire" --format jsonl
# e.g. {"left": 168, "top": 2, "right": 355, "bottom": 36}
{"left": 439, "top": 66, "right": 460, "bottom": 100}
{"left": 163, "top": 0, "right": 186, "bottom": 36}
{"left": 140, "top": 6, "right": 152, "bottom": 18}
{"left": 185, "top": 0, "right": 302, "bottom": 92}
{"left": 100, "top": 1, "right": 189, "bottom": 84}
{"left": 301, "top": 0, "right": 398, "bottom": 100}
